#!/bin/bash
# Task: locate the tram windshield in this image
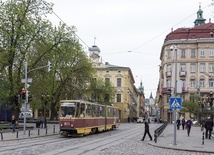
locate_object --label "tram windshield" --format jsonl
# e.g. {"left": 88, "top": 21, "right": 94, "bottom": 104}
{"left": 60, "top": 102, "right": 76, "bottom": 117}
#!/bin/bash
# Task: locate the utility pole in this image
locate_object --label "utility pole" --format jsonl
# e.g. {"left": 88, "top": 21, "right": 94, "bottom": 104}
{"left": 23, "top": 60, "right": 51, "bottom": 135}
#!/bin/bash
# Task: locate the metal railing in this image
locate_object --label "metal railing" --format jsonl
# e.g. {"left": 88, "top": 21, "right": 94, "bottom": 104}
{"left": 154, "top": 122, "right": 168, "bottom": 143}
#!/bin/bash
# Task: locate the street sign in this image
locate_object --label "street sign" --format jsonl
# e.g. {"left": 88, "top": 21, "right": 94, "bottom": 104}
{"left": 170, "top": 97, "right": 182, "bottom": 110}
{"left": 21, "top": 78, "right": 32, "bottom": 83}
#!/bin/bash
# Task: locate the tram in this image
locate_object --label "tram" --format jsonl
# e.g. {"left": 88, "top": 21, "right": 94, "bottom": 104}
{"left": 59, "top": 100, "right": 120, "bottom": 136}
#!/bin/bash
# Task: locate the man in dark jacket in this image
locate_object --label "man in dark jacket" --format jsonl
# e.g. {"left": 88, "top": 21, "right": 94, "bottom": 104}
{"left": 141, "top": 118, "right": 152, "bottom": 141}
{"left": 205, "top": 116, "right": 213, "bottom": 139}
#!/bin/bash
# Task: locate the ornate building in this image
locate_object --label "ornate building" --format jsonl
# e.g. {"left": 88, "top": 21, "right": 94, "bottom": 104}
{"left": 89, "top": 45, "right": 145, "bottom": 122}
{"left": 158, "top": 5, "right": 214, "bottom": 122}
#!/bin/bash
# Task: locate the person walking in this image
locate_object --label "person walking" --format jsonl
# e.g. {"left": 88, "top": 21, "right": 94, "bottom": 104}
{"left": 204, "top": 116, "right": 213, "bottom": 139}
{"left": 200, "top": 117, "right": 206, "bottom": 131}
{"left": 186, "top": 118, "right": 192, "bottom": 136}
{"left": 141, "top": 118, "right": 152, "bottom": 141}
{"left": 176, "top": 118, "right": 181, "bottom": 130}
{"left": 181, "top": 118, "right": 186, "bottom": 130}
{"left": 11, "top": 115, "right": 16, "bottom": 133}
{"left": 39, "top": 115, "right": 45, "bottom": 128}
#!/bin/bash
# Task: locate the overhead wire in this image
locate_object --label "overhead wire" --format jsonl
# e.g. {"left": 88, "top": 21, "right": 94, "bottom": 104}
{"left": 41, "top": 0, "right": 90, "bottom": 48}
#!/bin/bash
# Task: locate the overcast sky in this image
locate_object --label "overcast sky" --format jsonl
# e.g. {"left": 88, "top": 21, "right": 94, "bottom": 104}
{"left": 47, "top": 0, "right": 213, "bottom": 98}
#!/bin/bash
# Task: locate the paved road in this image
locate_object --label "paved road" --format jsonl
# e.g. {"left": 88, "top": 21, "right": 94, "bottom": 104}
{"left": 149, "top": 123, "right": 214, "bottom": 154}
{"left": 0, "top": 122, "right": 213, "bottom": 155}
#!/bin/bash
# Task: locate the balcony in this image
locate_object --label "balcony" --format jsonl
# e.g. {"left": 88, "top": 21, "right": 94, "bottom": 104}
{"left": 182, "top": 87, "right": 189, "bottom": 92}
{"left": 165, "top": 71, "right": 172, "bottom": 77}
{"left": 180, "top": 71, "right": 186, "bottom": 76}
{"left": 161, "top": 87, "right": 170, "bottom": 93}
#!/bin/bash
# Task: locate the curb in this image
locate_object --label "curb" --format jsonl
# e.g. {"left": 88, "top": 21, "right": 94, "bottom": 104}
{"left": 148, "top": 142, "right": 214, "bottom": 154}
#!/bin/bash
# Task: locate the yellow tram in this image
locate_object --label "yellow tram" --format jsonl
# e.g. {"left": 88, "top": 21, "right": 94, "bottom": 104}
{"left": 59, "top": 100, "right": 120, "bottom": 136}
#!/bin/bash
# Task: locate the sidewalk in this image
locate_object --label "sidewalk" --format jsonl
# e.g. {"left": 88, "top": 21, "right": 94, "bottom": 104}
{"left": 0, "top": 123, "right": 59, "bottom": 141}
{"left": 149, "top": 124, "right": 214, "bottom": 153}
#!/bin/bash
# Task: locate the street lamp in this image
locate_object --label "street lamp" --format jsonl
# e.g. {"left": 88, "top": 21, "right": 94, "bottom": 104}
{"left": 170, "top": 45, "right": 177, "bottom": 146}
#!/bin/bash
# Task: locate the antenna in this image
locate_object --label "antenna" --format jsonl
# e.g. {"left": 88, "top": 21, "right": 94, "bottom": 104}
{"left": 94, "top": 36, "right": 96, "bottom": 45}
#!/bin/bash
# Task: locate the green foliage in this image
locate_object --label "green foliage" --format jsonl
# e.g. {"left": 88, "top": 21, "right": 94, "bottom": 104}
{"left": 182, "top": 93, "right": 200, "bottom": 116}
{"left": 87, "top": 77, "right": 116, "bottom": 103}
{"left": 0, "top": 0, "right": 95, "bottom": 120}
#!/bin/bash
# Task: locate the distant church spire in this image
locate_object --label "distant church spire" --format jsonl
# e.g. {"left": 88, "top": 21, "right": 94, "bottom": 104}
{"left": 139, "top": 80, "right": 144, "bottom": 93}
{"left": 149, "top": 92, "right": 153, "bottom": 99}
{"left": 194, "top": 4, "right": 206, "bottom": 26}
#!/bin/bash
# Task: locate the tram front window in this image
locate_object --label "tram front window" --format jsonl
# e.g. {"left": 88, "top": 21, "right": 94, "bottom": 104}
{"left": 61, "top": 102, "right": 76, "bottom": 117}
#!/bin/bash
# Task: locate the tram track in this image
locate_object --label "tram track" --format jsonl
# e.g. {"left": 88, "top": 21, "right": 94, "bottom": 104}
{"left": 0, "top": 123, "right": 160, "bottom": 155}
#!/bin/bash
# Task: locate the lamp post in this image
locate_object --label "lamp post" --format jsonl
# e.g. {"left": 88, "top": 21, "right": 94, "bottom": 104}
{"left": 209, "top": 91, "right": 213, "bottom": 120}
{"left": 170, "top": 45, "right": 178, "bottom": 145}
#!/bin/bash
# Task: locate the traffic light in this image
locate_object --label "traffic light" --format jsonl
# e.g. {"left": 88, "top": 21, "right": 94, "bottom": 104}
{"left": 21, "top": 89, "right": 26, "bottom": 99}
{"left": 28, "top": 91, "right": 32, "bottom": 102}
{"left": 167, "top": 88, "right": 172, "bottom": 97}
{"left": 47, "top": 61, "right": 52, "bottom": 72}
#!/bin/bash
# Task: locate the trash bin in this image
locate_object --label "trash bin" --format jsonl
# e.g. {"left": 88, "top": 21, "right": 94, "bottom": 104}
{"left": 36, "top": 121, "right": 40, "bottom": 128}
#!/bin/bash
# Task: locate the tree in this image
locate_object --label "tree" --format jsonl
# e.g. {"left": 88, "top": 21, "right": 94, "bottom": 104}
{"left": 0, "top": 0, "right": 55, "bottom": 118}
{"left": 0, "top": 0, "right": 95, "bottom": 120}
{"left": 87, "top": 77, "right": 116, "bottom": 103}
{"left": 182, "top": 93, "right": 200, "bottom": 117}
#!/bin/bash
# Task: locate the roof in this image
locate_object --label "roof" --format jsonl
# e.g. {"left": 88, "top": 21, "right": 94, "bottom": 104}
{"left": 164, "top": 22, "right": 214, "bottom": 42}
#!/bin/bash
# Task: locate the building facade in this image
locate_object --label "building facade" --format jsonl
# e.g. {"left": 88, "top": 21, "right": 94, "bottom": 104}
{"left": 158, "top": 5, "right": 214, "bottom": 122}
{"left": 89, "top": 45, "right": 145, "bottom": 122}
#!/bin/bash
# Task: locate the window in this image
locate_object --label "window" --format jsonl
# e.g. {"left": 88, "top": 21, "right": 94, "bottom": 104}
{"left": 200, "top": 63, "right": 205, "bottom": 72}
{"left": 191, "top": 49, "right": 196, "bottom": 57}
{"left": 200, "top": 49, "right": 205, "bottom": 56}
{"left": 180, "top": 64, "right": 186, "bottom": 72}
{"left": 190, "top": 79, "right": 195, "bottom": 88}
{"left": 181, "top": 49, "right": 185, "bottom": 58}
{"left": 190, "top": 64, "right": 196, "bottom": 72}
{"left": 167, "top": 79, "right": 171, "bottom": 87}
{"left": 167, "top": 50, "right": 172, "bottom": 59}
{"left": 181, "top": 79, "right": 186, "bottom": 87}
{"left": 117, "top": 78, "right": 122, "bottom": 87}
{"left": 209, "top": 80, "right": 214, "bottom": 87}
{"left": 116, "top": 94, "right": 121, "bottom": 102}
{"left": 167, "top": 65, "right": 171, "bottom": 71}
{"left": 210, "top": 49, "right": 214, "bottom": 56}
{"left": 209, "top": 63, "right": 214, "bottom": 72}
{"left": 105, "top": 78, "right": 110, "bottom": 83}
{"left": 199, "top": 79, "right": 205, "bottom": 88}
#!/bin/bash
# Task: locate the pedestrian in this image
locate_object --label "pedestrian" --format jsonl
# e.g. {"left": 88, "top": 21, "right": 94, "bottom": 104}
{"left": 128, "top": 116, "right": 130, "bottom": 123}
{"left": 176, "top": 118, "right": 181, "bottom": 130}
{"left": 186, "top": 118, "right": 192, "bottom": 136}
{"left": 141, "top": 118, "right": 152, "bottom": 141}
{"left": 181, "top": 118, "right": 185, "bottom": 130}
{"left": 200, "top": 117, "right": 205, "bottom": 131}
{"left": 11, "top": 115, "right": 16, "bottom": 133}
{"left": 40, "top": 115, "right": 45, "bottom": 128}
{"left": 204, "top": 116, "right": 213, "bottom": 139}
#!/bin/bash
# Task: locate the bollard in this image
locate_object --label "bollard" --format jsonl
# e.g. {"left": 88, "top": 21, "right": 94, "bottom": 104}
{"left": 46, "top": 127, "right": 47, "bottom": 135}
{"left": 202, "top": 132, "right": 204, "bottom": 145}
{"left": 53, "top": 125, "right": 55, "bottom": 133}
{"left": 1, "top": 130, "right": 3, "bottom": 140}
{"left": 28, "top": 129, "right": 30, "bottom": 137}
{"left": 16, "top": 130, "right": 18, "bottom": 138}
{"left": 154, "top": 133, "right": 157, "bottom": 143}
{"left": 38, "top": 128, "right": 40, "bottom": 136}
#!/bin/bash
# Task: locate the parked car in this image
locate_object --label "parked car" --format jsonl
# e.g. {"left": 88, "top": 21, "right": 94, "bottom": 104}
{"left": 137, "top": 117, "right": 143, "bottom": 123}
{"left": 19, "top": 112, "right": 33, "bottom": 119}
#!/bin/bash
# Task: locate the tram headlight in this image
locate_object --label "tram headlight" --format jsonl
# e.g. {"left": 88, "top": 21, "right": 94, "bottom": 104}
{"left": 70, "top": 124, "right": 74, "bottom": 128}
{"left": 60, "top": 123, "right": 63, "bottom": 127}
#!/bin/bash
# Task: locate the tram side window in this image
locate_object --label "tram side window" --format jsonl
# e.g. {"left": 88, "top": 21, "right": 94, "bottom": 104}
{"left": 80, "top": 103, "right": 85, "bottom": 118}
{"left": 86, "top": 104, "right": 91, "bottom": 117}
{"left": 91, "top": 105, "right": 96, "bottom": 117}
{"left": 95, "top": 105, "right": 99, "bottom": 117}
{"left": 75, "top": 102, "right": 80, "bottom": 117}
{"left": 109, "top": 108, "right": 113, "bottom": 117}
{"left": 100, "top": 106, "right": 104, "bottom": 117}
